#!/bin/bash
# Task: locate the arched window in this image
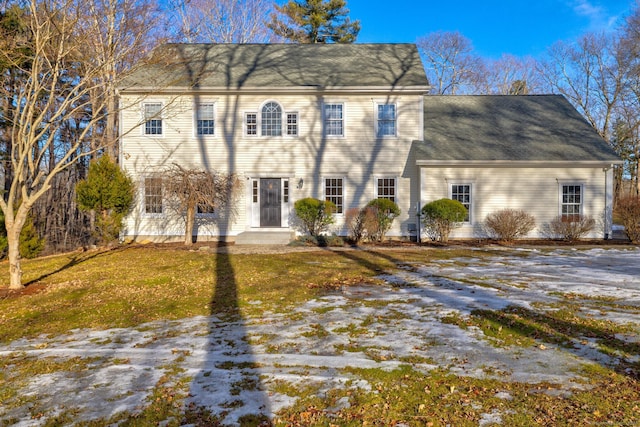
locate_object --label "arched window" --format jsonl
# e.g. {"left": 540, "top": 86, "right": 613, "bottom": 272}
{"left": 261, "top": 102, "right": 282, "bottom": 136}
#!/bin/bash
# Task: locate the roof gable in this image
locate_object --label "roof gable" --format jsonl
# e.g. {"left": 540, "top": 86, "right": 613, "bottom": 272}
{"left": 120, "top": 43, "right": 429, "bottom": 91}
{"left": 415, "top": 95, "right": 621, "bottom": 164}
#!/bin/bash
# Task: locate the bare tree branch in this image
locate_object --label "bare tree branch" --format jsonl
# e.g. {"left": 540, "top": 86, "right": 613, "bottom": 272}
{"left": 163, "top": 165, "right": 242, "bottom": 245}
{"left": 416, "top": 31, "right": 484, "bottom": 95}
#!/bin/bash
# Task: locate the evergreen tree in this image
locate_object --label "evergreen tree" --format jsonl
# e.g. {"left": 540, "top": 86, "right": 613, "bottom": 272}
{"left": 0, "top": 210, "right": 44, "bottom": 260}
{"left": 269, "top": 0, "right": 360, "bottom": 43}
{"left": 76, "top": 156, "right": 134, "bottom": 244}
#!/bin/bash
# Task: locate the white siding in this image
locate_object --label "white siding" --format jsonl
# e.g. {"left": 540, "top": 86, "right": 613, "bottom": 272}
{"left": 420, "top": 166, "right": 610, "bottom": 239}
{"left": 120, "top": 92, "right": 424, "bottom": 240}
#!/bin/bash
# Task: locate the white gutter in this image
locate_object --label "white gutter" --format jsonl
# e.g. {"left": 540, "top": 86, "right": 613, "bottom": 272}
{"left": 416, "top": 160, "right": 624, "bottom": 167}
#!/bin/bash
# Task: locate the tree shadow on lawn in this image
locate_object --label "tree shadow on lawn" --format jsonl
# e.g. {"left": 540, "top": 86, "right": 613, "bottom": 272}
{"left": 21, "top": 246, "right": 130, "bottom": 288}
{"left": 185, "top": 246, "right": 272, "bottom": 426}
{"left": 331, "top": 248, "right": 640, "bottom": 380}
{"left": 472, "top": 306, "right": 640, "bottom": 379}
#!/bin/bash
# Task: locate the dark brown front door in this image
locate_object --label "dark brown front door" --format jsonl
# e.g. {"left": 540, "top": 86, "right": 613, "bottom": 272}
{"left": 260, "top": 178, "right": 281, "bottom": 227}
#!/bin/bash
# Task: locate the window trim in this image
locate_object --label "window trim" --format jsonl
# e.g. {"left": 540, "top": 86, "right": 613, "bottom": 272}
{"left": 286, "top": 111, "right": 299, "bottom": 137}
{"left": 375, "top": 102, "right": 397, "bottom": 138}
{"left": 559, "top": 183, "right": 584, "bottom": 220}
{"left": 323, "top": 102, "right": 345, "bottom": 137}
{"left": 375, "top": 177, "right": 397, "bottom": 203}
{"left": 449, "top": 183, "right": 472, "bottom": 223}
{"left": 194, "top": 101, "right": 216, "bottom": 137}
{"left": 245, "top": 112, "right": 258, "bottom": 137}
{"left": 324, "top": 177, "right": 345, "bottom": 215}
{"left": 143, "top": 176, "right": 164, "bottom": 216}
{"left": 142, "top": 102, "right": 163, "bottom": 136}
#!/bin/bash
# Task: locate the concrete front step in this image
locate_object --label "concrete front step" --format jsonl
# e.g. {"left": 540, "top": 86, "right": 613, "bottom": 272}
{"left": 235, "top": 230, "right": 294, "bottom": 245}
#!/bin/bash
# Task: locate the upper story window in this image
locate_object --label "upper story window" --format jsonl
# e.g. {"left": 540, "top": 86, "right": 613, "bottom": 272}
{"left": 561, "top": 184, "right": 582, "bottom": 221}
{"left": 144, "top": 103, "right": 162, "bottom": 135}
{"left": 286, "top": 112, "right": 298, "bottom": 136}
{"left": 246, "top": 103, "right": 298, "bottom": 137}
{"left": 376, "top": 178, "right": 396, "bottom": 203}
{"left": 245, "top": 113, "right": 257, "bottom": 136}
{"left": 376, "top": 103, "right": 396, "bottom": 137}
{"left": 196, "top": 103, "right": 215, "bottom": 135}
{"left": 451, "top": 184, "right": 471, "bottom": 222}
{"left": 261, "top": 102, "right": 282, "bottom": 136}
{"left": 324, "top": 103, "right": 344, "bottom": 136}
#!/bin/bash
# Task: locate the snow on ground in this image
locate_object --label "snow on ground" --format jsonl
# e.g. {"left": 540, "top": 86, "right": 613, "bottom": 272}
{"left": 1, "top": 248, "right": 639, "bottom": 426}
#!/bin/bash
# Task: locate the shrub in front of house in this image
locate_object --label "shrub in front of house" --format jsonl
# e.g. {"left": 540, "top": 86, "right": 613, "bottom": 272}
{"left": 293, "top": 198, "right": 336, "bottom": 237}
{"left": 547, "top": 215, "right": 596, "bottom": 241}
{"left": 615, "top": 195, "right": 640, "bottom": 243}
{"left": 421, "top": 199, "right": 467, "bottom": 243}
{"left": 484, "top": 208, "right": 536, "bottom": 243}
{"left": 365, "top": 198, "right": 401, "bottom": 242}
{"left": 345, "top": 206, "right": 378, "bottom": 243}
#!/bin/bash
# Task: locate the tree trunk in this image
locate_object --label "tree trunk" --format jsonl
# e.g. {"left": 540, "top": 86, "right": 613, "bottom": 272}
{"left": 6, "top": 223, "right": 23, "bottom": 290}
{"left": 184, "top": 204, "right": 195, "bottom": 246}
{"left": 7, "top": 233, "right": 24, "bottom": 289}
{"left": 5, "top": 206, "right": 30, "bottom": 289}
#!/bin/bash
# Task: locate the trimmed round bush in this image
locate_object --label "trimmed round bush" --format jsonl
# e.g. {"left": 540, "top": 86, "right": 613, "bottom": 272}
{"left": 293, "top": 198, "right": 336, "bottom": 236}
{"left": 421, "top": 199, "right": 467, "bottom": 242}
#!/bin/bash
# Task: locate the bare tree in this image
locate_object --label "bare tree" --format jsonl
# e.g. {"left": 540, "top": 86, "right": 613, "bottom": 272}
{"left": 534, "top": 31, "right": 632, "bottom": 200}
{"left": 535, "top": 32, "right": 626, "bottom": 142}
{"left": 77, "top": 0, "right": 163, "bottom": 158}
{"left": 617, "top": 3, "right": 640, "bottom": 195}
{"left": 163, "top": 165, "right": 242, "bottom": 246}
{"left": 13, "top": 0, "right": 162, "bottom": 255}
{"left": 0, "top": 0, "right": 156, "bottom": 288}
{"left": 479, "top": 55, "right": 543, "bottom": 95}
{"left": 173, "top": 0, "right": 273, "bottom": 43}
{"left": 416, "top": 31, "right": 485, "bottom": 95}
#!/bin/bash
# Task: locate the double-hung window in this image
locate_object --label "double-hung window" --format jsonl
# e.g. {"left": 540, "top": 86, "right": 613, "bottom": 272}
{"left": 144, "top": 177, "right": 163, "bottom": 214}
{"left": 561, "top": 184, "right": 582, "bottom": 221}
{"left": 144, "top": 103, "right": 162, "bottom": 135}
{"left": 245, "top": 113, "right": 257, "bottom": 136}
{"left": 261, "top": 102, "right": 282, "bottom": 136}
{"left": 286, "top": 112, "right": 298, "bottom": 136}
{"left": 376, "top": 103, "right": 396, "bottom": 137}
{"left": 324, "top": 103, "right": 344, "bottom": 136}
{"left": 376, "top": 178, "right": 396, "bottom": 203}
{"left": 196, "top": 103, "right": 215, "bottom": 135}
{"left": 451, "top": 184, "right": 471, "bottom": 222}
{"left": 325, "top": 178, "right": 344, "bottom": 214}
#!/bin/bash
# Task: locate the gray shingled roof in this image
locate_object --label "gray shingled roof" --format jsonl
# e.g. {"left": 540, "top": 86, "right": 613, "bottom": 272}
{"left": 414, "top": 95, "right": 621, "bottom": 163}
{"left": 120, "top": 43, "right": 429, "bottom": 90}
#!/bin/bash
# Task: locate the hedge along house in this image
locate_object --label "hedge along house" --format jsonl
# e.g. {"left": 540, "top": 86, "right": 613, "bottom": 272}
{"left": 118, "top": 43, "right": 621, "bottom": 243}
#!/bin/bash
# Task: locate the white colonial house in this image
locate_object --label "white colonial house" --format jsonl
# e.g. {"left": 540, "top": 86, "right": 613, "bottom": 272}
{"left": 118, "top": 43, "right": 622, "bottom": 243}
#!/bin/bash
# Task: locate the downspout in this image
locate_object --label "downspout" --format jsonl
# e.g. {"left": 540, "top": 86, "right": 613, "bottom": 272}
{"left": 416, "top": 201, "right": 421, "bottom": 243}
{"left": 604, "top": 165, "right": 613, "bottom": 240}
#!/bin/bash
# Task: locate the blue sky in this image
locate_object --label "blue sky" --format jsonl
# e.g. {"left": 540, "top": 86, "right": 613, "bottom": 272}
{"left": 348, "top": 0, "right": 635, "bottom": 58}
